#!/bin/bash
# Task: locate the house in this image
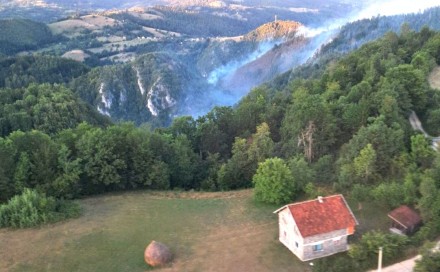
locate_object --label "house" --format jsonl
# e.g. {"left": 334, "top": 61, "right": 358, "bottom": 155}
{"left": 273, "top": 195, "right": 358, "bottom": 261}
{"left": 388, "top": 205, "right": 422, "bottom": 235}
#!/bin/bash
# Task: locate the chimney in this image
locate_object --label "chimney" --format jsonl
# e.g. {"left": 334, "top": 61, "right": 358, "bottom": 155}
{"left": 318, "top": 196, "right": 323, "bottom": 203}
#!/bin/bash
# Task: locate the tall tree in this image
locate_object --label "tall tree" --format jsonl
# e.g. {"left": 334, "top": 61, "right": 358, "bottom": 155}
{"left": 353, "top": 144, "right": 377, "bottom": 184}
{"left": 253, "top": 157, "right": 296, "bottom": 205}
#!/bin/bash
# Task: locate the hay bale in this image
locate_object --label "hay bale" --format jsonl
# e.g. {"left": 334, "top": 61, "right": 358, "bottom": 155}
{"left": 144, "top": 240, "right": 172, "bottom": 267}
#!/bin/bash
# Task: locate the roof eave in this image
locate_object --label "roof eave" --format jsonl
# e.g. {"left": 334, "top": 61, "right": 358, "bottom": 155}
{"left": 273, "top": 204, "right": 289, "bottom": 214}
{"left": 387, "top": 214, "right": 410, "bottom": 229}
{"left": 339, "top": 194, "right": 360, "bottom": 226}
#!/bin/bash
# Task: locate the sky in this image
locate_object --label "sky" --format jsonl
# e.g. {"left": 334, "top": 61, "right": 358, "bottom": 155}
{"left": 355, "top": 0, "right": 440, "bottom": 19}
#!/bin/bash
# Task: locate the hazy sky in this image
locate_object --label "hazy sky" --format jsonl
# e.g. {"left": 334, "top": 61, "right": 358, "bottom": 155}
{"left": 356, "top": 0, "right": 440, "bottom": 19}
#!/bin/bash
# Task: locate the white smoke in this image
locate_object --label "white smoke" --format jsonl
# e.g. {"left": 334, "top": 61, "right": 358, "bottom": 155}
{"left": 182, "top": 1, "right": 440, "bottom": 117}
{"left": 355, "top": 0, "right": 440, "bottom": 19}
{"left": 207, "top": 41, "right": 277, "bottom": 85}
{"left": 295, "top": 1, "right": 440, "bottom": 66}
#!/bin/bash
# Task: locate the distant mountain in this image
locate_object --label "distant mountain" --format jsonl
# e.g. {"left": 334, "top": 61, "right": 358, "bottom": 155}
{"left": 0, "top": 0, "right": 358, "bottom": 25}
{"left": 55, "top": 18, "right": 308, "bottom": 125}
{"left": 1, "top": 0, "right": 358, "bottom": 10}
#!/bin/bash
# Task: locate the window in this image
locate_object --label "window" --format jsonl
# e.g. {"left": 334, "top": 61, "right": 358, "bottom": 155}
{"left": 295, "top": 242, "right": 299, "bottom": 248}
{"left": 312, "top": 243, "right": 323, "bottom": 252}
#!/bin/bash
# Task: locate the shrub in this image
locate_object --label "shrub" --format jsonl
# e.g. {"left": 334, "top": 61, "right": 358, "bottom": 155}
{"left": 349, "top": 231, "right": 409, "bottom": 270}
{"left": 414, "top": 242, "right": 440, "bottom": 272}
{"left": 371, "top": 182, "right": 405, "bottom": 208}
{"left": 253, "top": 157, "right": 296, "bottom": 205}
{"left": 0, "top": 188, "right": 80, "bottom": 228}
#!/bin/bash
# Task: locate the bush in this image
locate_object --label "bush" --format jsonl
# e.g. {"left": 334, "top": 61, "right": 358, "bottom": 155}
{"left": 414, "top": 242, "right": 440, "bottom": 272}
{"left": 0, "top": 188, "right": 81, "bottom": 228}
{"left": 371, "top": 182, "right": 405, "bottom": 208}
{"left": 349, "top": 231, "right": 409, "bottom": 270}
{"left": 253, "top": 157, "right": 296, "bottom": 205}
{"left": 313, "top": 254, "right": 358, "bottom": 272}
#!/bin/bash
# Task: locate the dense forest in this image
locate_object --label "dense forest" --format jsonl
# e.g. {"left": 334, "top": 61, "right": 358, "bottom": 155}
{"left": 1, "top": 13, "right": 440, "bottom": 270}
{"left": 0, "top": 19, "right": 61, "bottom": 55}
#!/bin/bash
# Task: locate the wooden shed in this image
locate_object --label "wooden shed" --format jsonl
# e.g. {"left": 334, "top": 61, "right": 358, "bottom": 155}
{"left": 388, "top": 205, "right": 422, "bottom": 235}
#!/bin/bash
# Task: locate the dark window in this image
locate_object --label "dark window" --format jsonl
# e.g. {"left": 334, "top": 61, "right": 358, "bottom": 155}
{"left": 312, "top": 244, "right": 323, "bottom": 252}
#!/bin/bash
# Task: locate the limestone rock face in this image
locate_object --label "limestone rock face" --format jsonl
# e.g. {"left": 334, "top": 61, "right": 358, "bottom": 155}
{"left": 144, "top": 240, "right": 172, "bottom": 267}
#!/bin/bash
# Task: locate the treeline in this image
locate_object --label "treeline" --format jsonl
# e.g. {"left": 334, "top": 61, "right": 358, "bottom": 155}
{"left": 0, "top": 55, "right": 90, "bottom": 88}
{"left": 0, "top": 121, "right": 210, "bottom": 201}
{"left": 0, "top": 98, "right": 265, "bottom": 202}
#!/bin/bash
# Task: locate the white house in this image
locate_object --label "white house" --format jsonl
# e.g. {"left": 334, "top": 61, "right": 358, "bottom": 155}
{"left": 274, "top": 195, "right": 358, "bottom": 261}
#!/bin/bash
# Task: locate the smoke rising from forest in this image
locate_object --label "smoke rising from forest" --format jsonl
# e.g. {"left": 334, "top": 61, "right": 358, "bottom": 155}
{"left": 207, "top": 41, "right": 276, "bottom": 85}
{"left": 355, "top": 0, "right": 440, "bottom": 19}
{"left": 182, "top": 1, "right": 440, "bottom": 117}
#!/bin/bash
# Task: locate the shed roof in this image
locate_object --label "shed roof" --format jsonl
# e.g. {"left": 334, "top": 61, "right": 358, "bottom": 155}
{"left": 388, "top": 205, "right": 422, "bottom": 229}
{"left": 274, "top": 195, "right": 358, "bottom": 238}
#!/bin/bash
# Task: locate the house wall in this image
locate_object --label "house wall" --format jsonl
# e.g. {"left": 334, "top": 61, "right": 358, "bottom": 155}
{"left": 278, "top": 209, "right": 304, "bottom": 259}
{"left": 301, "top": 229, "right": 349, "bottom": 261}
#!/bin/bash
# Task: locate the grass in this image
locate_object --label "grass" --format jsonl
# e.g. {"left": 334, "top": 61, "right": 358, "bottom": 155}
{"left": 0, "top": 190, "right": 392, "bottom": 272}
{"left": 0, "top": 190, "right": 310, "bottom": 272}
{"left": 347, "top": 198, "right": 391, "bottom": 240}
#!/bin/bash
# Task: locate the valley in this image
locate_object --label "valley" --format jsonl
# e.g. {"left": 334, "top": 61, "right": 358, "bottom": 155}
{"left": 8, "top": 6, "right": 314, "bottom": 124}
{"left": 2, "top": 2, "right": 439, "bottom": 126}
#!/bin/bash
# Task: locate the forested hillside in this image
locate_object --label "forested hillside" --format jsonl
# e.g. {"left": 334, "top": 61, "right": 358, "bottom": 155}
{"left": 0, "top": 19, "right": 59, "bottom": 55}
{"left": 0, "top": 84, "right": 111, "bottom": 137}
{"left": 0, "top": 55, "right": 89, "bottom": 88}
{"left": 1, "top": 26, "right": 439, "bottom": 200}
{"left": 288, "top": 7, "right": 440, "bottom": 80}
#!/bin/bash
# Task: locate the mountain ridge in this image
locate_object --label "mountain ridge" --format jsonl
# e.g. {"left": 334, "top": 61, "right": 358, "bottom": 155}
{"left": 244, "top": 20, "right": 303, "bottom": 41}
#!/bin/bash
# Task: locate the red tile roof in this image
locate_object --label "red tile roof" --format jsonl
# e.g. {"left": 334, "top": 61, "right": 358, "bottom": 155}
{"left": 276, "top": 195, "right": 358, "bottom": 238}
{"left": 388, "top": 205, "right": 422, "bottom": 229}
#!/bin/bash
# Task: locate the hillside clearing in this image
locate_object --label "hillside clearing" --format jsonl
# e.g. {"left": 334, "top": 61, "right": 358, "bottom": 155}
{"left": 0, "top": 190, "right": 311, "bottom": 272}
{"left": 61, "top": 50, "right": 90, "bottom": 62}
{"left": 0, "top": 190, "right": 390, "bottom": 272}
{"left": 429, "top": 66, "right": 440, "bottom": 90}
{"left": 48, "top": 15, "right": 120, "bottom": 36}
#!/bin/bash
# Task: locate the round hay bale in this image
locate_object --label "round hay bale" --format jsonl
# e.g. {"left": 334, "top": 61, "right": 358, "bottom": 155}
{"left": 144, "top": 240, "right": 172, "bottom": 267}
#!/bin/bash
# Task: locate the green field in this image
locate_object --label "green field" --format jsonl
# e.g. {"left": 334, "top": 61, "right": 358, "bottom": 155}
{"left": 0, "top": 190, "right": 390, "bottom": 272}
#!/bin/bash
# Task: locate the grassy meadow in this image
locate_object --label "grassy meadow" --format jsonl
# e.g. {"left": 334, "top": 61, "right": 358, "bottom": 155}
{"left": 0, "top": 190, "right": 391, "bottom": 272}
